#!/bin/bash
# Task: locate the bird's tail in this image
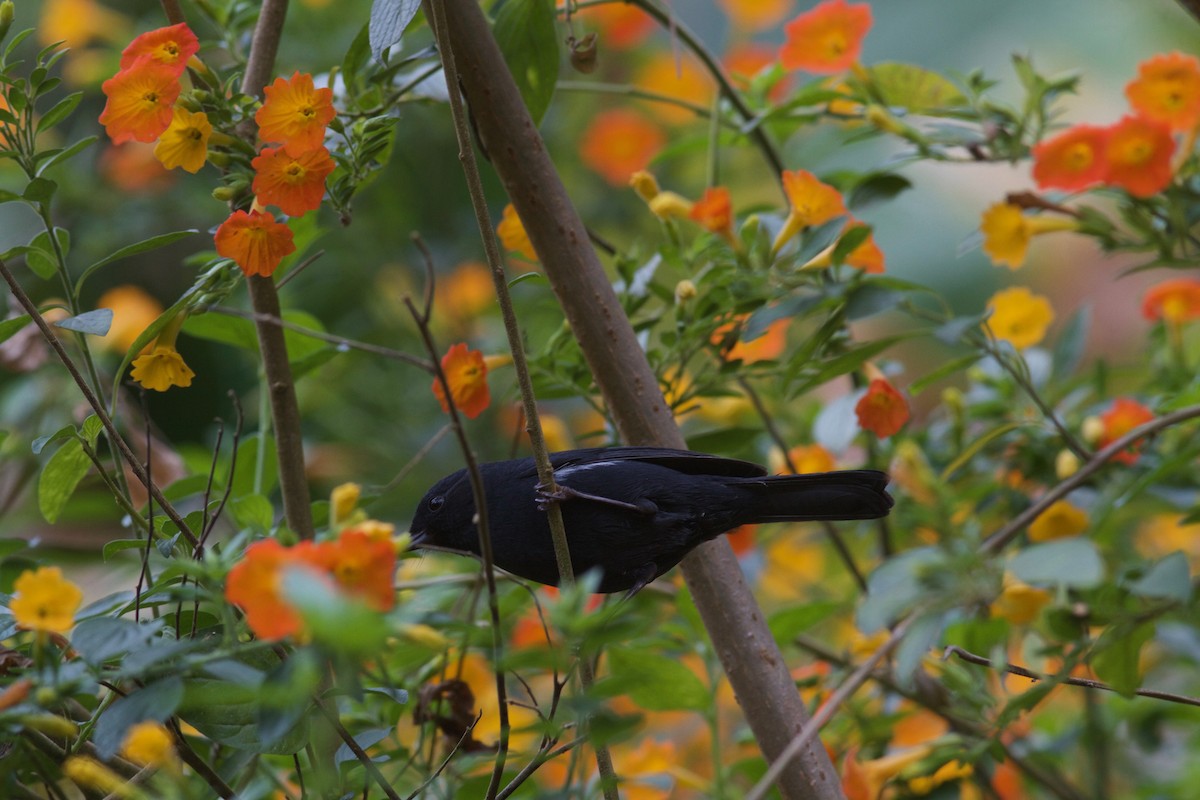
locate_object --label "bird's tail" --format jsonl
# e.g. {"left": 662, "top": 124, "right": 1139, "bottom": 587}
{"left": 736, "top": 470, "right": 893, "bottom": 523}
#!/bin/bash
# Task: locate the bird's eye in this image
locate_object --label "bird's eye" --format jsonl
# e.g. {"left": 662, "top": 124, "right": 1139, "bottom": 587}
{"left": 428, "top": 495, "right": 445, "bottom": 512}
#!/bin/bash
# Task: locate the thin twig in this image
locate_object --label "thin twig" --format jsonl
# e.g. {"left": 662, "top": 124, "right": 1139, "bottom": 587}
{"left": 312, "top": 698, "right": 403, "bottom": 800}
{"left": 745, "top": 615, "right": 916, "bottom": 800}
{"left": 0, "top": 260, "right": 198, "bottom": 547}
{"left": 982, "top": 403, "right": 1200, "bottom": 554}
{"left": 944, "top": 646, "right": 1200, "bottom": 708}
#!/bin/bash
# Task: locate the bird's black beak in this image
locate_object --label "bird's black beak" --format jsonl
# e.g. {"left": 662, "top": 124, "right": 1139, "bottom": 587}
{"left": 409, "top": 529, "right": 428, "bottom": 549}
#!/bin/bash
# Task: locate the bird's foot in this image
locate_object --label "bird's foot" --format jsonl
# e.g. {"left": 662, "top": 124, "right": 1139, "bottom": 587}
{"left": 535, "top": 482, "right": 658, "bottom": 515}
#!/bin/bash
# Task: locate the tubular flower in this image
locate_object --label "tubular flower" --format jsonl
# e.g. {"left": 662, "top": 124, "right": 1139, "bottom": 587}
{"left": 130, "top": 345, "right": 194, "bottom": 391}
{"left": 648, "top": 191, "right": 693, "bottom": 219}
{"left": 991, "top": 574, "right": 1052, "bottom": 625}
{"left": 855, "top": 378, "right": 909, "bottom": 438}
{"left": 432, "top": 342, "right": 490, "bottom": 418}
{"left": 121, "top": 721, "right": 180, "bottom": 771}
{"left": 1031, "top": 124, "right": 1109, "bottom": 191}
{"left": 119, "top": 23, "right": 199, "bottom": 76}
{"left": 1098, "top": 397, "right": 1155, "bottom": 465}
{"left": 579, "top": 108, "right": 665, "bottom": 184}
{"left": 979, "top": 202, "right": 1078, "bottom": 269}
{"left": 1102, "top": 115, "right": 1176, "bottom": 197}
{"left": 1142, "top": 277, "right": 1200, "bottom": 325}
{"left": 251, "top": 145, "right": 336, "bottom": 216}
{"left": 99, "top": 61, "right": 181, "bottom": 144}
{"left": 689, "top": 186, "right": 738, "bottom": 246}
{"left": 773, "top": 169, "right": 848, "bottom": 254}
{"left": 629, "top": 170, "right": 661, "bottom": 203}
{"left": 984, "top": 286, "right": 1054, "bottom": 350}
{"left": 63, "top": 757, "right": 132, "bottom": 799}
{"left": 712, "top": 315, "right": 789, "bottom": 362}
{"left": 717, "top": 0, "right": 792, "bottom": 32}
{"left": 1028, "top": 499, "right": 1089, "bottom": 542}
{"left": 779, "top": 0, "right": 872, "bottom": 75}
{"left": 214, "top": 209, "right": 296, "bottom": 277}
{"left": 1125, "top": 52, "right": 1200, "bottom": 132}
{"left": 225, "top": 539, "right": 314, "bottom": 640}
{"left": 496, "top": 203, "right": 538, "bottom": 261}
{"left": 782, "top": 443, "right": 837, "bottom": 474}
{"left": 316, "top": 530, "right": 397, "bottom": 612}
{"left": 96, "top": 285, "right": 163, "bottom": 353}
{"left": 635, "top": 51, "right": 714, "bottom": 126}
{"left": 255, "top": 72, "right": 336, "bottom": 156}
{"left": 153, "top": 107, "right": 211, "bottom": 173}
{"left": 802, "top": 220, "right": 885, "bottom": 272}
{"left": 10, "top": 566, "right": 83, "bottom": 633}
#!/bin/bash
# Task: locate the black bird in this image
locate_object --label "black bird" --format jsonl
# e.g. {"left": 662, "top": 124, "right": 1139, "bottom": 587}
{"left": 410, "top": 446, "right": 893, "bottom": 594}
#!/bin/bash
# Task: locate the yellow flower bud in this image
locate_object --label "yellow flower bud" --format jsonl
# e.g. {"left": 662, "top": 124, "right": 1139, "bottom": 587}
{"left": 1081, "top": 416, "right": 1105, "bottom": 444}
{"left": 20, "top": 713, "right": 79, "bottom": 739}
{"left": 399, "top": 623, "right": 450, "bottom": 650}
{"left": 63, "top": 756, "right": 138, "bottom": 799}
{"left": 629, "top": 170, "right": 660, "bottom": 203}
{"left": 331, "top": 482, "right": 361, "bottom": 526}
{"left": 648, "top": 191, "right": 693, "bottom": 220}
{"left": 674, "top": 279, "right": 697, "bottom": 304}
{"left": 865, "top": 104, "right": 908, "bottom": 136}
{"left": 1055, "top": 449, "right": 1080, "bottom": 479}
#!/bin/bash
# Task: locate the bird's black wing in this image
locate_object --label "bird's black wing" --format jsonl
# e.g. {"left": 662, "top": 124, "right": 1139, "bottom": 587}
{"left": 546, "top": 446, "right": 768, "bottom": 478}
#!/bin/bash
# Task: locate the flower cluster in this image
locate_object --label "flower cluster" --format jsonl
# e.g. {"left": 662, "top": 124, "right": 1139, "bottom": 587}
{"left": 224, "top": 527, "right": 398, "bottom": 641}
{"left": 99, "top": 24, "right": 200, "bottom": 150}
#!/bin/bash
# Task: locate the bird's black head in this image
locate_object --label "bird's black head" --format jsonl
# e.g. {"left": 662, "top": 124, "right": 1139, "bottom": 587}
{"left": 409, "top": 468, "right": 481, "bottom": 556}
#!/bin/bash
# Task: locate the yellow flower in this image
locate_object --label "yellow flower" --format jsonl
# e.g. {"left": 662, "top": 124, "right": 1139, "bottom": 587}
{"left": 647, "top": 190, "right": 693, "bottom": 220}
{"left": 1137, "top": 513, "right": 1200, "bottom": 570}
{"left": 63, "top": 756, "right": 137, "bottom": 798}
{"left": 629, "top": 169, "right": 661, "bottom": 202}
{"left": 1028, "top": 499, "right": 1088, "bottom": 542}
{"left": 96, "top": 285, "right": 163, "bottom": 354}
{"left": 908, "top": 759, "right": 973, "bottom": 795}
{"left": 990, "top": 574, "right": 1051, "bottom": 625}
{"left": 131, "top": 345, "right": 195, "bottom": 391}
{"left": 121, "top": 721, "right": 179, "bottom": 771}
{"left": 772, "top": 169, "right": 847, "bottom": 254}
{"left": 153, "top": 107, "right": 211, "bottom": 173}
{"left": 980, "top": 202, "right": 1078, "bottom": 269}
{"left": 985, "top": 286, "right": 1054, "bottom": 350}
{"left": 11, "top": 566, "right": 83, "bottom": 633}
{"left": 496, "top": 203, "right": 537, "bottom": 261}
{"left": 331, "top": 482, "right": 361, "bottom": 526}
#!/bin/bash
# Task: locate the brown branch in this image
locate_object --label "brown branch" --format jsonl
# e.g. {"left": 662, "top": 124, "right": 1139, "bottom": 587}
{"left": 235, "top": 0, "right": 315, "bottom": 540}
{"left": 0, "top": 260, "right": 197, "bottom": 547}
{"left": 982, "top": 403, "right": 1200, "bottom": 554}
{"left": 313, "top": 698, "right": 403, "bottom": 800}
{"left": 437, "top": 2, "right": 841, "bottom": 796}
{"left": 1174, "top": 0, "right": 1200, "bottom": 22}
{"left": 944, "top": 646, "right": 1200, "bottom": 708}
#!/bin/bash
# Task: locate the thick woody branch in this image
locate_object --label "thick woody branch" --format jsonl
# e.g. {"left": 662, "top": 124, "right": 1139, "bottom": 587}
{"left": 437, "top": 2, "right": 841, "bottom": 796}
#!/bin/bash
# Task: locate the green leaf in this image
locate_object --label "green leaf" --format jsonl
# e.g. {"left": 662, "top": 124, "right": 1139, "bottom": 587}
{"left": 103, "top": 539, "right": 147, "bottom": 561}
{"left": 857, "top": 547, "right": 944, "bottom": 632}
{"left": 230, "top": 494, "right": 275, "bottom": 533}
{"left": 71, "top": 618, "right": 159, "bottom": 666}
{"left": 494, "top": 0, "right": 559, "bottom": 124}
{"left": 1128, "top": 552, "right": 1191, "bottom": 602}
{"left": 768, "top": 599, "right": 842, "bottom": 643}
{"left": 1052, "top": 304, "right": 1091, "bottom": 376}
{"left": 36, "top": 135, "right": 98, "bottom": 175}
{"left": 24, "top": 244, "right": 56, "bottom": 279}
{"left": 602, "top": 647, "right": 710, "bottom": 712}
{"left": 74, "top": 230, "right": 198, "bottom": 299}
{"left": 1010, "top": 539, "right": 1104, "bottom": 588}
{"left": 869, "top": 62, "right": 967, "bottom": 112}
{"left": 31, "top": 424, "right": 75, "bottom": 454}
{"left": 54, "top": 308, "right": 112, "bottom": 336}
{"left": 183, "top": 309, "right": 329, "bottom": 369}
{"left": 1092, "top": 623, "right": 1154, "bottom": 697}
{"left": 92, "top": 677, "right": 183, "bottom": 759}
{"left": 368, "top": 0, "right": 422, "bottom": 60}
{"left": 34, "top": 91, "right": 81, "bottom": 135}
{"left": 81, "top": 415, "right": 103, "bottom": 447}
{"left": 911, "top": 354, "right": 981, "bottom": 394}
{"left": 22, "top": 176, "right": 56, "bottom": 204}
{"left": 0, "top": 314, "right": 30, "bottom": 345}
{"left": 848, "top": 172, "right": 913, "bottom": 210}
{"left": 38, "top": 437, "right": 91, "bottom": 523}
{"left": 940, "top": 422, "right": 1024, "bottom": 480}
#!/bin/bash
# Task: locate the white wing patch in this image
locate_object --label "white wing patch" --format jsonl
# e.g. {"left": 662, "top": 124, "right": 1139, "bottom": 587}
{"left": 554, "top": 460, "right": 624, "bottom": 481}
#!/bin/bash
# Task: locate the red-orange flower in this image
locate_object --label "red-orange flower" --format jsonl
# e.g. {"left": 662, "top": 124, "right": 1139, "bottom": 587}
{"left": 579, "top": 109, "right": 664, "bottom": 185}
{"left": 1032, "top": 124, "right": 1109, "bottom": 191}
{"left": 251, "top": 145, "right": 336, "bottom": 216}
{"left": 99, "top": 61, "right": 181, "bottom": 144}
{"left": 214, "top": 209, "right": 296, "bottom": 278}
{"left": 255, "top": 72, "right": 336, "bottom": 157}
{"left": 1102, "top": 115, "right": 1175, "bottom": 197}
{"left": 855, "top": 378, "right": 909, "bottom": 438}
{"left": 712, "top": 315, "right": 789, "bottom": 363}
{"left": 314, "top": 530, "right": 396, "bottom": 612}
{"left": 844, "top": 221, "right": 885, "bottom": 273}
{"left": 690, "top": 186, "right": 737, "bottom": 244}
{"left": 432, "top": 342, "right": 490, "bottom": 418}
{"left": 773, "top": 169, "right": 848, "bottom": 253}
{"left": 1126, "top": 52, "right": 1200, "bottom": 132}
{"left": 572, "top": 2, "right": 654, "bottom": 49}
{"left": 1142, "top": 277, "right": 1200, "bottom": 324}
{"left": 1098, "top": 397, "right": 1155, "bottom": 465}
{"left": 779, "top": 0, "right": 872, "bottom": 75}
{"left": 119, "top": 23, "right": 199, "bottom": 77}
{"left": 224, "top": 539, "right": 314, "bottom": 640}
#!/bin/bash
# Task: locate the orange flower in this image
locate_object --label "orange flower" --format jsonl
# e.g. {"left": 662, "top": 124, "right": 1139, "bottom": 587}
{"left": 99, "top": 61, "right": 181, "bottom": 144}
{"left": 1142, "top": 277, "right": 1200, "bottom": 325}
{"left": 496, "top": 203, "right": 538, "bottom": 261}
{"left": 773, "top": 169, "right": 848, "bottom": 253}
{"left": 214, "top": 209, "right": 296, "bottom": 278}
{"left": 725, "top": 44, "right": 792, "bottom": 103}
{"left": 251, "top": 145, "right": 336, "bottom": 216}
{"left": 432, "top": 342, "right": 490, "bottom": 418}
{"left": 315, "top": 530, "right": 397, "bottom": 612}
{"left": 255, "top": 72, "right": 336, "bottom": 157}
{"left": 1032, "top": 124, "right": 1109, "bottom": 191}
{"left": 779, "top": 0, "right": 872, "bottom": 75}
{"left": 1098, "top": 397, "right": 1155, "bottom": 465}
{"left": 717, "top": 0, "right": 792, "bottom": 31}
{"left": 434, "top": 260, "right": 496, "bottom": 322}
{"left": 635, "top": 51, "right": 714, "bottom": 125}
{"left": 783, "top": 443, "right": 837, "bottom": 474}
{"left": 224, "top": 539, "right": 312, "bottom": 640}
{"left": 572, "top": 1, "right": 654, "bottom": 49}
{"left": 712, "top": 315, "right": 789, "bottom": 362}
{"left": 96, "top": 285, "right": 163, "bottom": 353}
{"left": 725, "top": 524, "right": 758, "bottom": 556}
{"left": 1102, "top": 115, "right": 1175, "bottom": 197}
{"left": 689, "top": 186, "right": 737, "bottom": 245}
{"left": 119, "top": 23, "right": 199, "bottom": 77}
{"left": 855, "top": 378, "right": 909, "bottom": 438}
{"left": 579, "top": 109, "right": 665, "bottom": 184}
{"left": 1125, "top": 52, "right": 1200, "bottom": 132}
{"left": 844, "top": 223, "right": 885, "bottom": 273}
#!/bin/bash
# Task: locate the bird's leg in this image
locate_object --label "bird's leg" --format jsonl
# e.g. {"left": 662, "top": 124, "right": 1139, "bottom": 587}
{"left": 535, "top": 482, "right": 659, "bottom": 515}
